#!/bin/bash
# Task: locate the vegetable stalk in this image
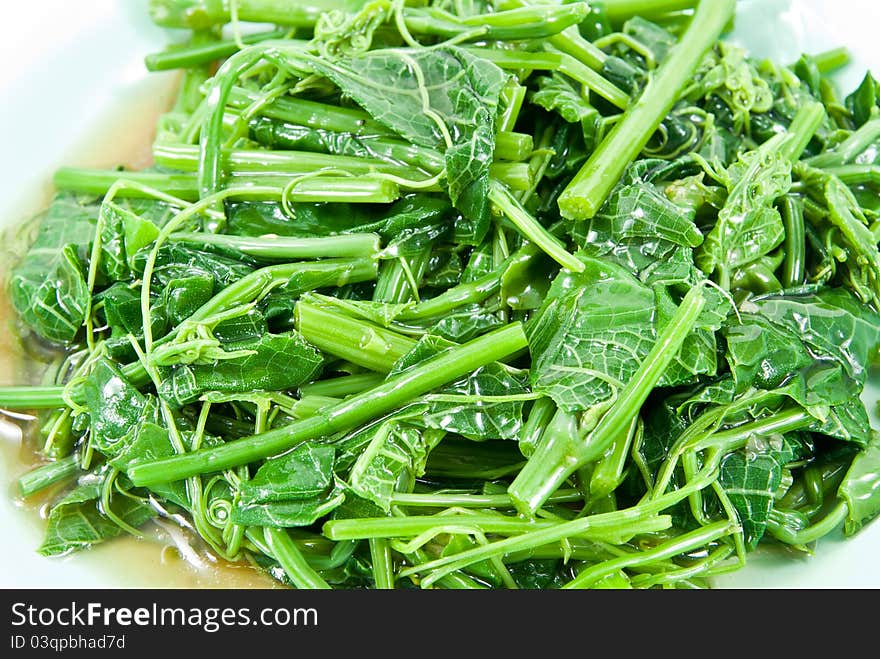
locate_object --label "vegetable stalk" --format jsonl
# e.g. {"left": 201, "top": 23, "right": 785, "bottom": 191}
{"left": 557, "top": 0, "right": 736, "bottom": 220}
{"left": 508, "top": 285, "right": 706, "bottom": 514}
{"left": 128, "top": 323, "right": 528, "bottom": 486}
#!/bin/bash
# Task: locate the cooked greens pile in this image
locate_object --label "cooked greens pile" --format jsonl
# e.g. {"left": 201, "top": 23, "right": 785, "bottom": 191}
{"left": 4, "top": 0, "right": 880, "bottom": 589}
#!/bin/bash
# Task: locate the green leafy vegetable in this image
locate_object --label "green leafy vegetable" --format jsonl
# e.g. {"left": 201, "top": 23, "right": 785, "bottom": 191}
{"left": 3, "top": 0, "right": 880, "bottom": 591}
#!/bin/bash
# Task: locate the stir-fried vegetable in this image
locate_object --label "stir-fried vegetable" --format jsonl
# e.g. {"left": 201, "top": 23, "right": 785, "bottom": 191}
{"left": 2, "top": 0, "right": 880, "bottom": 589}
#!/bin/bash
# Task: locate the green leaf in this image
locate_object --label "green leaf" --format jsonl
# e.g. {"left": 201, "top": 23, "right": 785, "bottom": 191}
{"left": 508, "top": 559, "right": 568, "bottom": 589}
{"left": 531, "top": 74, "right": 597, "bottom": 125}
{"left": 389, "top": 334, "right": 530, "bottom": 440}
{"left": 98, "top": 282, "right": 169, "bottom": 361}
{"left": 570, "top": 177, "right": 704, "bottom": 283}
{"left": 839, "top": 432, "right": 880, "bottom": 535}
{"left": 232, "top": 488, "right": 345, "bottom": 527}
{"left": 9, "top": 194, "right": 96, "bottom": 343}
{"left": 421, "top": 361, "right": 529, "bottom": 441}
{"left": 347, "top": 422, "right": 442, "bottom": 511}
{"left": 81, "top": 359, "right": 191, "bottom": 506}
{"left": 719, "top": 434, "right": 797, "bottom": 550}
{"left": 158, "top": 330, "right": 324, "bottom": 406}
{"left": 430, "top": 306, "right": 503, "bottom": 343}
{"left": 240, "top": 445, "right": 337, "bottom": 504}
{"left": 528, "top": 257, "right": 715, "bottom": 413}
{"left": 822, "top": 175, "right": 880, "bottom": 306}
{"left": 623, "top": 16, "right": 677, "bottom": 63}
{"left": 98, "top": 200, "right": 160, "bottom": 281}
{"left": 739, "top": 288, "right": 880, "bottom": 388}
{"left": 845, "top": 72, "right": 879, "bottom": 129}
{"left": 597, "top": 182, "right": 703, "bottom": 247}
{"left": 162, "top": 275, "right": 214, "bottom": 325}
{"left": 226, "top": 199, "right": 378, "bottom": 237}
{"left": 311, "top": 46, "right": 507, "bottom": 232}
{"left": 132, "top": 242, "right": 254, "bottom": 290}
{"left": 81, "top": 359, "right": 154, "bottom": 458}
{"left": 232, "top": 442, "right": 343, "bottom": 527}
{"left": 696, "top": 134, "right": 792, "bottom": 281}
{"left": 723, "top": 313, "right": 813, "bottom": 392}
{"left": 38, "top": 479, "right": 155, "bottom": 557}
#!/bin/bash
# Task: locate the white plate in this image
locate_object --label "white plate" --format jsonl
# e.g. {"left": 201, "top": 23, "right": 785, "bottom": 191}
{"left": 0, "top": 0, "right": 878, "bottom": 588}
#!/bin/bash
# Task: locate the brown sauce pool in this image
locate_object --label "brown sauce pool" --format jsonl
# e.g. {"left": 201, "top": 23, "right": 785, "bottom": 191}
{"left": 0, "top": 72, "right": 277, "bottom": 589}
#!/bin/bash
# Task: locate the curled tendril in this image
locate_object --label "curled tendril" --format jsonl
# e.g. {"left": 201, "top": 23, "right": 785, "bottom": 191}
{"left": 594, "top": 32, "right": 657, "bottom": 70}
{"left": 206, "top": 497, "right": 234, "bottom": 528}
{"left": 203, "top": 475, "right": 236, "bottom": 529}
{"left": 314, "top": 1, "right": 393, "bottom": 59}
{"left": 100, "top": 468, "right": 148, "bottom": 537}
{"left": 229, "top": 0, "right": 245, "bottom": 50}
{"left": 368, "top": 169, "right": 446, "bottom": 190}
{"left": 280, "top": 168, "right": 354, "bottom": 220}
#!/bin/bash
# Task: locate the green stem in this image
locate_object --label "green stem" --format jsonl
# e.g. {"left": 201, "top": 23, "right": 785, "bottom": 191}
{"left": 590, "top": 417, "right": 639, "bottom": 499}
{"left": 149, "top": 0, "right": 346, "bottom": 29}
{"left": 128, "top": 323, "right": 528, "bottom": 486}
{"left": 156, "top": 143, "right": 427, "bottom": 178}
{"left": 18, "top": 456, "right": 81, "bottom": 497}
{"left": 600, "top": 0, "right": 699, "bottom": 23}
{"left": 823, "top": 164, "right": 880, "bottom": 186}
{"left": 249, "top": 116, "right": 446, "bottom": 173}
{"left": 389, "top": 489, "right": 582, "bottom": 508}
{"left": 779, "top": 101, "right": 826, "bottom": 164}
{"left": 490, "top": 163, "right": 532, "bottom": 192}
{"left": 0, "top": 386, "right": 72, "bottom": 410}
{"left": 509, "top": 285, "right": 706, "bottom": 514}
{"left": 696, "top": 409, "right": 813, "bottom": 455}
{"left": 54, "top": 167, "right": 401, "bottom": 202}
{"left": 518, "top": 397, "right": 556, "bottom": 457}
{"left": 273, "top": 177, "right": 401, "bottom": 203}
{"left": 767, "top": 500, "right": 848, "bottom": 545}
{"left": 168, "top": 232, "right": 381, "bottom": 260}
{"left": 298, "top": 373, "right": 385, "bottom": 398}
{"left": 170, "top": 30, "right": 218, "bottom": 115}
{"left": 290, "top": 395, "right": 339, "bottom": 419}
{"left": 396, "top": 265, "right": 505, "bottom": 321}
{"left": 324, "top": 511, "right": 653, "bottom": 541}
{"left": 495, "top": 131, "right": 534, "bottom": 162}
{"left": 781, "top": 196, "right": 806, "bottom": 288}
{"left": 199, "top": 45, "right": 278, "bottom": 199}
{"left": 54, "top": 168, "right": 202, "bottom": 200}
{"left": 547, "top": 29, "right": 607, "bottom": 72}
{"left": 401, "top": 466, "right": 717, "bottom": 587}
{"left": 228, "top": 86, "right": 393, "bottom": 137}
{"left": 263, "top": 527, "right": 331, "bottom": 589}
{"left": 508, "top": 409, "right": 585, "bottom": 514}
{"left": 808, "top": 118, "right": 880, "bottom": 168}
{"left": 557, "top": 0, "right": 735, "bottom": 219}
{"left": 563, "top": 520, "right": 735, "bottom": 589}
{"left": 145, "top": 29, "right": 288, "bottom": 71}
{"left": 497, "top": 83, "right": 527, "bottom": 132}
{"left": 466, "top": 48, "right": 630, "bottom": 111}
{"left": 811, "top": 47, "right": 851, "bottom": 75}
{"left": 295, "top": 301, "right": 416, "bottom": 372}
{"left": 369, "top": 538, "right": 395, "bottom": 589}
{"left": 404, "top": 4, "right": 590, "bottom": 42}
{"left": 189, "top": 259, "right": 379, "bottom": 326}
{"left": 373, "top": 248, "right": 432, "bottom": 304}
{"left": 489, "top": 180, "right": 584, "bottom": 273}
{"left": 157, "top": 143, "right": 528, "bottom": 192}
{"left": 496, "top": 0, "right": 607, "bottom": 70}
